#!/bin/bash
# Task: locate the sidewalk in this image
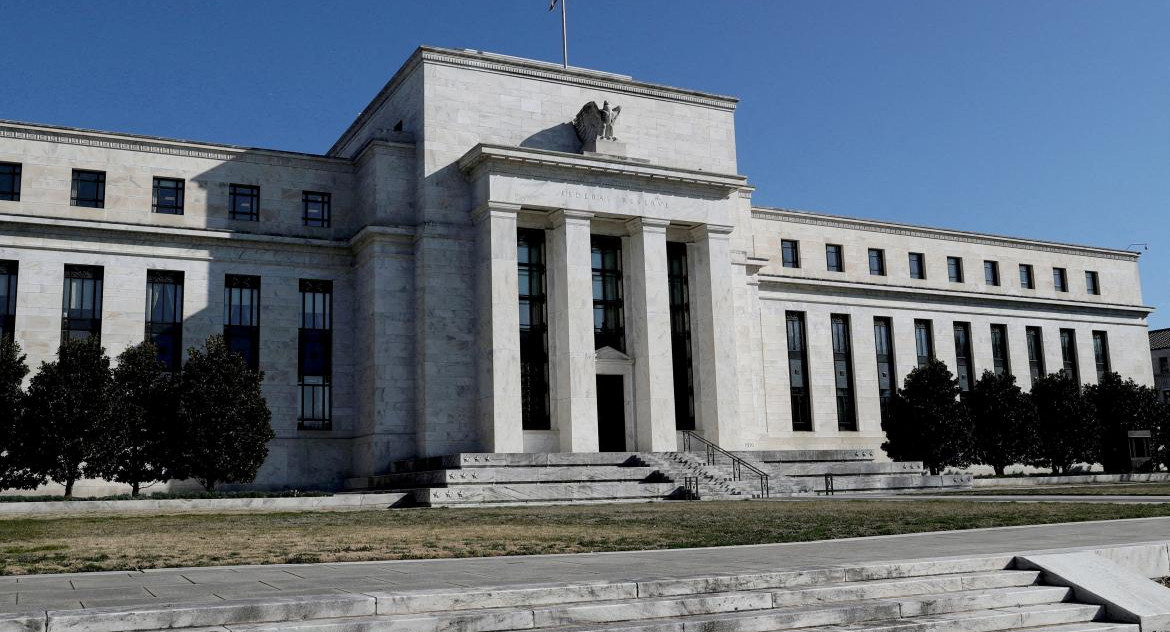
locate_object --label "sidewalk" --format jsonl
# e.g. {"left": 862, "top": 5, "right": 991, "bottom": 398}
{"left": 3, "top": 516, "right": 1169, "bottom": 613}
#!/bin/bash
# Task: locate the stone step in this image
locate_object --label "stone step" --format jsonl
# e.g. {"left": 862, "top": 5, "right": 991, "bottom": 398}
{"left": 770, "top": 462, "right": 926, "bottom": 477}
{"left": 809, "top": 474, "right": 973, "bottom": 493}
{"left": 390, "top": 453, "right": 646, "bottom": 473}
{"left": 346, "top": 466, "right": 661, "bottom": 491}
{"left": 412, "top": 481, "right": 681, "bottom": 505}
{"left": 744, "top": 449, "right": 879, "bottom": 463}
{"left": 770, "top": 570, "right": 1043, "bottom": 607}
{"left": 799, "top": 605, "right": 1116, "bottom": 632}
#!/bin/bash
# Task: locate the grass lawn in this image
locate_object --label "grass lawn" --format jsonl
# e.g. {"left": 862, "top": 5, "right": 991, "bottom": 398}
{"left": 3, "top": 500, "right": 1170, "bottom": 575}
{"left": 958, "top": 483, "right": 1170, "bottom": 496}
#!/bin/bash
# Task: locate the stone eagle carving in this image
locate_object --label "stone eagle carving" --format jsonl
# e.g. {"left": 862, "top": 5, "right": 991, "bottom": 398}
{"left": 573, "top": 100, "right": 622, "bottom": 144}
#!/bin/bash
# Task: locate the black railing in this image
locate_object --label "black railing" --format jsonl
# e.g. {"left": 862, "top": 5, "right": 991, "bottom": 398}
{"left": 680, "top": 431, "right": 769, "bottom": 498}
{"left": 822, "top": 473, "right": 835, "bottom": 496}
{"left": 683, "top": 476, "right": 700, "bottom": 500}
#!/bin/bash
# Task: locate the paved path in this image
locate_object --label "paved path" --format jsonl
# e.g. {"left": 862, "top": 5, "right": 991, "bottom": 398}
{"left": 2, "top": 517, "right": 1168, "bottom": 613}
{"left": 819, "top": 494, "right": 1170, "bottom": 504}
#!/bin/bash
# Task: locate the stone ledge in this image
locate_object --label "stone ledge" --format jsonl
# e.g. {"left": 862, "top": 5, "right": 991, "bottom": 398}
{"left": 0, "top": 493, "right": 409, "bottom": 516}
{"left": 1017, "top": 551, "right": 1170, "bottom": 632}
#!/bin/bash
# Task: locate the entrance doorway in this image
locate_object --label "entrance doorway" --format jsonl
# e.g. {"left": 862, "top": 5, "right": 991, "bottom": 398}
{"left": 596, "top": 374, "right": 626, "bottom": 452}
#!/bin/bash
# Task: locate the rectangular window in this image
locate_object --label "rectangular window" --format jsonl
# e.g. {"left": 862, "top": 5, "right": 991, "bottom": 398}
{"left": 781, "top": 239, "right": 800, "bottom": 269}
{"left": 62, "top": 265, "right": 103, "bottom": 342}
{"left": 145, "top": 271, "right": 184, "bottom": 372}
{"left": 229, "top": 184, "right": 260, "bottom": 221}
{"left": 953, "top": 322, "right": 973, "bottom": 392}
{"left": 868, "top": 248, "right": 885, "bottom": 276}
{"left": 302, "top": 191, "right": 331, "bottom": 228}
{"left": 947, "top": 256, "right": 964, "bottom": 283}
{"left": 1026, "top": 326, "right": 1045, "bottom": 385}
{"left": 908, "top": 252, "right": 926, "bottom": 280}
{"left": 591, "top": 236, "right": 624, "bottom": 352}
{"left": 831, "top": 314, "right": 857, "bottom": 431}
{"left": 519, "top": 229, "right": 550, "bottom": 431}
{"left": 151, "top": 177, "right": 185, "bottom": 215}
{"left": 1161, "top": 356, "right": 1169, "bottom": 375}
{"left": 224, "top": 274, "right": 261, "bottom": 370}
{"left": 1060, "top": 328, "right": 1079, "bottom": 383}
{"left": 1020, "top": 264, "right": 1035, "bottom": 289}
{"left": 984, "top": 260, "right": 1000, "bottom": 286}
{"left": 990, "top": 324, "right": 1010, "bottom": 377}
{"left": 1053, "top": 267, "right": 1068, "bottom": 292}
{"left": 873, "top": 317, "right": 895, "bottom": 421}
{"left": 786, "top": 311, "right": 812, "bottom": 431}
{"left": 1085, "top": 271, "right": 1100, "bottom": 295}
{"left": 668, "top": 242, "right": 694, "bottom": 431}
{"left": 70, "top": 170, "right": 105, "bottom": 208}
{"left": 914, "top": 319, "right": 934, "bottom": 367}
{"left": 825, "top": 244, "right": 843, "bottom": 272}
{"left": 0, "top": 261, "right": 16, "bottom": 342}
{"left": 1092, "top": 331, "right": 1110, "bottom": 380}
{"left": 298, "top": 279, "right": 332, "bottom": 430}
{"left": 0, "top": 162, "right": 20, "bottom": 201}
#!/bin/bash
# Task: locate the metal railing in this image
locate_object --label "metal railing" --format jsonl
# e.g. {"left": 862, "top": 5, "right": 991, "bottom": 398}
{"left": 680, "top": 431, "right": 770, "bottom": 498}
{"left": 683, "top": 476, "right": 700, "bottom": 500}
{"left": 822, "top": 473, "right": 835, "bottom": 496}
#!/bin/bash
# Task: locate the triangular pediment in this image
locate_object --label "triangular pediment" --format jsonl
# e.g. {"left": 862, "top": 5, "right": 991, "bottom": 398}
{"left": 595, "top": 346, "right": 631, "bottom": 362}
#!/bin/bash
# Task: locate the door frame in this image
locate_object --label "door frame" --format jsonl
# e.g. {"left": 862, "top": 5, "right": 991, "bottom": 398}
{"left": 595, "top": 346, "right": 636, "bottom": 451}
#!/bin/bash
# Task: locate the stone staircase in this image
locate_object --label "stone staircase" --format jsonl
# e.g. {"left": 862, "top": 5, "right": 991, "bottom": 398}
{"left": 740, "top": 449, "right": 973, "bottom": 494}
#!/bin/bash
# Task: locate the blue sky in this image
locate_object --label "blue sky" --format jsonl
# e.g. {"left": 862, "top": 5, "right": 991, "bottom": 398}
{"left": 2, "top": 1, "right": 1168, "bottom": 326}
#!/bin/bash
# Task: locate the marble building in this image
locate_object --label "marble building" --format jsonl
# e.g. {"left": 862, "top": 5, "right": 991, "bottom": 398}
{"left": 0, "top": 47, "right": 1153, "bottom": 489}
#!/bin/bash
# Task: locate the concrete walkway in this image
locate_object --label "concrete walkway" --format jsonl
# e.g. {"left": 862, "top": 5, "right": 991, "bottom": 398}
{"left": 816, "top": 494, "right": 1170, "bottom": 504}
{"left": 2, "top": 516, "right": 1169, "bottom": 613}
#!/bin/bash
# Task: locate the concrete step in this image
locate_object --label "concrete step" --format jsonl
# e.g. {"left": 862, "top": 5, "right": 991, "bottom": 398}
{"left": 390, "top": 453, "right": 646, "bottom": 473}
{"left": 770, "top": 461, "right": 927, "bottom": 477}
{"left": 744, "top": 449, "right": 880, "bottom": 463}
{"left": 412, "top": 481, "right": 681, "bottom": 505}
{"left": 346, "top": 466, "right": 661, "bottom": 491}
{"left": 801, "top": 605, "right": 1116, "bottom": 632}
{"left": 808, "top": 474, "right": 974, "bottom": 493}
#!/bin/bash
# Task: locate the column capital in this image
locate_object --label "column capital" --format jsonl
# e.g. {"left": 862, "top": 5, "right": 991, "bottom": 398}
{"left": 625, "top": 217, "right": 671, "bottom": 234}
{"left": 471, "top": 202, "right": 522, "bottom": 224}
{"left": 691, "top": 223, "right": 734, "bottom": 240}
{"left": 549, "top": 208, "right": 595, "bottom": 228}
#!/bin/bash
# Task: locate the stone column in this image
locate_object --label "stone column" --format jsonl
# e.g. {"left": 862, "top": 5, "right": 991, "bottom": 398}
{"left": 548, "top": 209, "right": 599, "bottom": 452}
{"left": 690, "top": 224, "right": 741, "bottom": 448}
{"left": 626, "top": 217, "right": 677, "bottom": 451}
{"left": 473, "top": 203, "right": 524, "bottom": 453}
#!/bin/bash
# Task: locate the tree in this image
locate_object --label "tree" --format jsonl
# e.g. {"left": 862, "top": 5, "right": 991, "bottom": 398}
{"left": 23, "top": 337, "right": 112, "bottom": 497}
{"left": 176, "top": 335, "right": 273, "bottom": 491}
{"left": 89, "top": 342, "right": 179, "bottom": 496}
{"left": 968, "top": 370, "right": 1034, "bottom": 476}
{"left": 0, "top": 339, "right": 41, "bottom": 490}
{"left": 882, "top": 359, "right": 974, "bottom": 475}
{"left": 1027, "top": 372, "right": 1096, "bottom": 474}
{"left": 1085, "top": 372, "right": 1163, "bottom": 474}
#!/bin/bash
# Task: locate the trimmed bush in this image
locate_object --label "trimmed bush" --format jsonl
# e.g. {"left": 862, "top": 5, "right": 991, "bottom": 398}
{"left": 883, "top": 359, "right": 974, "bottom": 475}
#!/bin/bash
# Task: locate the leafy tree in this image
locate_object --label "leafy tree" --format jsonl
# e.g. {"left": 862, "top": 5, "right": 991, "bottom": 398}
{"left": 1085, "top": 372, "right": 1163, "bottom": 474}
{"left": 176, "top": 335, "right": 273, "bottom": 491}
{"left": 968, "top": 370, "right": 1034, "bottom": 476}
{"left": 23, "top": 337, "right": 112, "bottom": 497}
{"left": 89, "top": 342, "right": 179, "bottom": 496}
{"left": 1027, "top": 372, "right": 1096, "bottom": 474}
{"left": 1153, "top": 400, "right": 1170, "bottom": 472}
{"left": 882, "top": 359, "right": 974, "bottom": 474}
{"left": 0, "top": 339, "right": 41, "bottom": 490}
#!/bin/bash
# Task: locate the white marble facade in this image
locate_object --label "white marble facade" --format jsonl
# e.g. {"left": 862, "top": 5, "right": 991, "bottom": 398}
{"left": 0, "top": 47, "right": 1153, "bottom": 488}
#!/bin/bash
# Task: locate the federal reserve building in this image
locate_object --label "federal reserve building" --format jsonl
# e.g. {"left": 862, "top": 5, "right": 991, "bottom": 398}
{"left": 0, "top": 47, "right": 1153, "bottom": 500}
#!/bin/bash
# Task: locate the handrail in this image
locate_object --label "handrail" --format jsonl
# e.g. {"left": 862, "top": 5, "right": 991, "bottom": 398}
{"left": 680, "top": 431, "right": 770, "bottom": 498}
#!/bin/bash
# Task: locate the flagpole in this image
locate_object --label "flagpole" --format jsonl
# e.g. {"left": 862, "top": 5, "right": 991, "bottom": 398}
{"left": 561, "top": 0, "right": 568, "bottom": 68}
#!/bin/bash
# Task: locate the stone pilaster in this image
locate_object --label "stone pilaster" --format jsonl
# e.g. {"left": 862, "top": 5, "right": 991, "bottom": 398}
{"left": 473, "top": 203, "right": 524, "bottom": 453}
{"left": 690, "top": 224, "right": 741, "bottom": 448}
{"left": 548, "top": 209, "right": 599, "bottom": 452}
{"left": 626, "top": 217, "right": 676, "bottom": 451}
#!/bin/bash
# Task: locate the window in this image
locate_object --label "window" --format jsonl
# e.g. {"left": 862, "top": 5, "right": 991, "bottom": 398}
{"left": 591, "top": 236, "right": 624, "bottom": 352}
{"left": 908, "top": 252, "right": 926, "bottom": 280}
{"left": 914, "top": 319, "right": 934, "bottom": 368}
{"left": 781, "top": 240, "right": 800, "bottom": 269}
{"left": 1161, "top": 356, "right": 1169, "bottom": 375}
{"left": 224, "top": 274, "right": 261, "bottom": 370}
{"left": 1019, "top": 264, "right": 1035, "bottom": 289}
{"left": 947, "top": 256, "right": 964, "bottom": 283}
{"left": 1060, "top": 328, "right": 1079, "bottom": 383}
{"left": 868, "top": 248, "right": 885, "bottom": 276}
{"left": 229, "top": 184, "right": 260, "bottom": 221}
{"left": 519, "top": 229, "right": 550, "bottom": 431}
{"left": 1129, "top": 432, "right": 1152, "bottom": 460}
{"left": 151, "top": 177, "right": 184, "bottom": 215}
{"left": 298, "top": 280, "right": 332, "bottom": 430}
{"left": 145, "top": 271, "right": 183, "bottom": 372}
{"left": 1026, "top": 326, "right": 1045, "bottom": 385}
{"left": 668, "top": 242, "right": 694, "bottom": 431}
{"left": 0, "top": 163, "right": 20, "bottom": 201}
{"left": 1053, "top": 267, "right": 1068, "bottom": 292}
{"left": 302, "top": 191, "right": 331, "bottom": 228}
{"left": 990, "top": 324, "right": 1010, "bottom": 377}
{"left": 1085, "top": 271, "right": 1100, "bottom": 296}
{"left": 1092, "top": 331, "right": 1110, "bottom": 380}
{"left": 62, "top": 265, "right": 103, "bottom": 342}
{"left": 953, "top": 322, "right": 973, "bottom": 392}
{"left": 831, "top": 314, "right": 857, "bottom": 431}
{"left": 0, "top": 261, "right": 16, "bottom": 342}
{"left": 786, "top": 312, "right": 812, "bottom": 431}
{"left": 825, "top": 244, "right": 843, "bottom": 272}
{"left": 70, "top": 170, "right": 105, "bottom": 208}
{"left": 873, "top": 317, "right": 895, "bottom": 422}
{"left": 984, "top": 260, "right": 1000, "bottom": 286}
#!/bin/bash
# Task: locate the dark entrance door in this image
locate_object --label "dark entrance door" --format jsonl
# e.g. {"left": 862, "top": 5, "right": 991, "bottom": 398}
{"left": 596, "top": 374, "right": 626, "bottom": 452}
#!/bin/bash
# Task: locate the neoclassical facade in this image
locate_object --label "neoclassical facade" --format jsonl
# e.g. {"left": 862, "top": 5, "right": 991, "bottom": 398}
{"left": 0, "top": 47, "right": 1153, "bottom": 489}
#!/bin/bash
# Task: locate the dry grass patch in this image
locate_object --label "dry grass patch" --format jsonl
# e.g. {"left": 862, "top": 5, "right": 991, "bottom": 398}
{"left": 959, "top": 483, "right": 1170, "bottom": 496}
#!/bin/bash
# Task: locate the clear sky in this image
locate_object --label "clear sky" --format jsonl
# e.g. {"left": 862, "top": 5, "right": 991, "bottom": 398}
{"left": 3, "top": 1, "right": 1168, "bottom": 326}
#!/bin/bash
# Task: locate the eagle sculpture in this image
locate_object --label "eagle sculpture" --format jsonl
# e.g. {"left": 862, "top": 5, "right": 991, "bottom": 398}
{"left": 573, "top": 100, "right": 622, "bottom": 145}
